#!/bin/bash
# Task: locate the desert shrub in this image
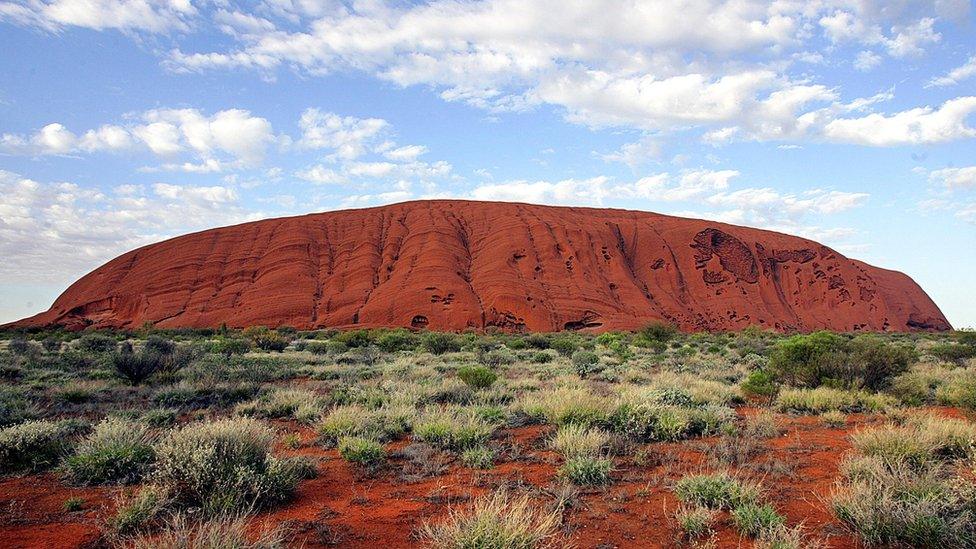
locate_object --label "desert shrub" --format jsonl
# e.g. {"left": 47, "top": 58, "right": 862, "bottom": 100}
{"left": 741, "top": 369, "right": 778, "bottom": 400}
{"left": 153, "top": 382, "right": 260, "bottom": 410}
{"left": 0, "top": 419, "right": 78, "bottom": 473}
{"left": 143, "top": 336, "right": 175, "bottom": 356}
{"left": 152, "top": 417, "right": 301, "bottom": 513}
{"left": 638, "top": 321, "right": 679, "bottom": 344}
{"left": 125, "top": 513, "right": 286, "bottom": 549}
{"left": 42, "top": 338, "right": 62, "bottom": 353}
{"left": 550, "top": 424, "right": 609, "bottom": 459}
{"left": 775, "top": 387, "right": 895, "bottom": 414}
{"left": 335, "top": 329, "right": 372, "bottom": 348}
{"left": 608, "top": 389, "right": 735, "bottom": 441}
{"left": 305, "top": 340, "right": 340, "bottom": 355}
{"left": 64, "top": 417, "right": 154, "bottom": 484}
{"left": 460, "top": 446, "right": 495, "bottom": 469}
{"left": 888, "top": 363, "right": 955, "bottom": 405}
{"left": 7, "top": 338, "right": 32, "bottom": 355}
{"left": 413, "top": 407, "right": 494, "bottom": 451}
{"left": 674, "top": 472, "right": 761, "bottom": 510}
{"left": 549, "top": 336, "right": 579, "bottom": 357}
{"left": 77, "top": 333, "right": 117, "bottom": 353}
{"left": 0, "top": 387, "right": 34, "bottom": 427}
{"left": 112, "top": 345, "right": 166, "bottom": 385}
{"left": 376, "top": 329, "right": 419, "bottom": 352}
{"left": 571, "top": 350, "right": 600, "bottom": 377}
{"left": 530, "top": 351, "right": 555, "bottom": 364}
{"left": 520, "top": 386, "right": 612, "bottom": 427}
{"left": 211, "top": 338, "right": 251, "bottom": 356}
{"left": 244, "top": 327, "right": 290, "bottom": 352}
{"left": 929, "top": 343, "right": 976, "bottom": 364}
{"left": 768, "top": 331, "right": 846, "bottom": 387}
{"left": 676, "top": 505, "right": 716, "bottom": 540}
{"left": 236, "top": 388, "right": 325, "bottom": 422}
{"left": 422, "top": 332, "right": 461, "bottom": 355}
{"left": 420, "top": 489, "right": 562, "bottom": 548}
{"left": 559, "top": 456, "right": 612, "bottom": 485}
{"left": 733, "top": 502, "right": 785, "bottom": 537}
{"left": 338, "top": 436, "right": 386, "bottom": 466}
{"left": 142, "top": 409, "right": 178, "bottom": 428}
{"left": 848, "top": 335, "right": 916, "bottom": 390}
{"left": 524, "top": 333, "right": 550, "bottom": 349}
{"left": 478, "top": 347, "right": 517, "bottom": 368}
{"left": 457, "top": 365, "right": 498, "bottom": 390}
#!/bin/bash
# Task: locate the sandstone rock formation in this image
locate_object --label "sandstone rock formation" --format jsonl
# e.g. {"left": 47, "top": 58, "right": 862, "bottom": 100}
{"left": 9, "top": 200, "right": 950, "bottom": 332}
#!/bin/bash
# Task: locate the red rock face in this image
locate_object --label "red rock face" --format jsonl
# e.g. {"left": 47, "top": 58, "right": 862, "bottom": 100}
{"left": 9, "top": 200, "right": 950, "bottom": 332}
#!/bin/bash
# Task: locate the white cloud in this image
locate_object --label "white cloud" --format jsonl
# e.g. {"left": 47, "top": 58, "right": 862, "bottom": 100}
{"left": 295, "top": 164, "right": 346, "bottom": 184}
{"left": 599, "top": 136, "right": 661, "bottom": 168}
{"left": 929, "top": 166, "right": 976, "bottom": 189}
{"left": 0, "top": 0, "right": 197, "bottom": 33}
{"left": 823, "top": 96, "right": 976, "bottom": 146}
{"left": 853, "top": 50, "right": 882, "bottom": 71}
{"left": 0, "top": 170, "right": 257, "bottom": 284}
{"left": 298, "top": 109, "right": 388, "bottom": 159}
{"left": 2, "top": 108, "right": 275, "bottom": 168}
{"left": 471, "top": 176, "right": 612, "bottom": 205}
{"left": 928, "top": 56, "right": 976, "bottom": 87}
{"left": 618, "top": 169, "right": 739, "bottom": 201}
{"left": 382, "top": 144, "right": 427, "bottom": 162}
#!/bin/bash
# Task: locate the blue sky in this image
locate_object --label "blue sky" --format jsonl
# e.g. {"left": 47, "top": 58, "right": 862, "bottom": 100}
{"left": 0, "top": 0, "right": 974, "bottom": 328}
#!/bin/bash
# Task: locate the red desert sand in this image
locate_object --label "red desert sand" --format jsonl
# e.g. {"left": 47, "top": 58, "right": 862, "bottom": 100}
{"left": 9, "top": 200, "right": 950, "bottom": 333}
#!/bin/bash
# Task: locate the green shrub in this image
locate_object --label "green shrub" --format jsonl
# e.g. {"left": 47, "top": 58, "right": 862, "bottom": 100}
{"left": 422, "top": 332, "right": 461, "bottom": 355}
{"left": 637, "top": 322, "right": 679, "bottom": 344}
{"left": 0, "top": 387, "right": 34, "bottom": 427}
{"left": 848, "top": 335, "right": 916, "bottom": 390}
{"left": 112, "top": 344, "right": 166, "bottom": 385}
{"left": 530, "top": 351, "right": 555, "bottom": 364}
{"left": 0, "top": 419, "right": 78, "bottom": 473}
{"left": 335, "top": 329, "right": 372, "bottom": 348}
{"left": 338, "top": 436, "right": 386, "bottom": 466}
{"left": 63, "top": 497, "right": 84, "bottom": 512}
{"left": 211, "top": 338, "right": 251, "bottom": 356}
{"left": 7, "top": 338, "right": 32, "bottom": 355}
{"left": 549, "top": 336, "right": 579, "bottom": 357}
{"left": 376, "top": 329, "right": 419, "bottom": 352}
{"left": 732, "top": 502, "right": 785, "bottom": 537}
{"left": 768, "top": 331, "right": 847, "bottom": 387}
{"left": 152, "top": 417, "right": 301, "bottom": 513}
{"left": 77, "top": 333, "right": 117, "bottom": 353}
{"left": 457, "top": 365, "right": 498, "bottom": 390}
{"left": 571, "top": 350, "right": 600, "bottom": 377}
{"left": 110, "top": 484, "right": 171, "bottom": 534}
{"left": 244, "top": 327, "right": 290, "bottom": 352}
{"left": 420, "top": 489, "right": 562, "bottom": 548}
{"left": 559, "top": 456, "right": 612, "bottom": 485}
{"left": 64, "top": 417, "right": 154, "bottom": 484}
{"left": 741, "top": 369, "right": 778, "bottom": 400}
{"left": 929, "top": 343, "right": 976, "bottom": 364}
{"left": 674, "top": 472, "right": 760, "bottom": 510}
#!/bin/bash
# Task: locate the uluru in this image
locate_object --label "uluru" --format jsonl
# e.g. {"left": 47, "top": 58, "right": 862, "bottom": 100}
{"left": 9, "top": 200, "right": 949, "bottom": 333}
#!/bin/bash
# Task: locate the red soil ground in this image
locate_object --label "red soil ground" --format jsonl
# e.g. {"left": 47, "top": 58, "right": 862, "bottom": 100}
{"left": 9, "top": 200, "right": 949, "bottom": 333}
{"left": 5, "top": 407, "right": 959, "bottom": 549}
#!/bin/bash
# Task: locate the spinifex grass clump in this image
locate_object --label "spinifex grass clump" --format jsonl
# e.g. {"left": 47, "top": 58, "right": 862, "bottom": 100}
{"left": 420, "top": 489, "right": 563, "bottom": 548}
{"left": 0, "top": 419, "right": 81, "bottom": 473}
{"left": 64, "top": 417, "right": 154, "bottom": 484}
{"left": 832, "top": 413, "right": 976, "bottom": 547}
{"left": 674, "top": 472, "right": 761, "bottom": 510}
